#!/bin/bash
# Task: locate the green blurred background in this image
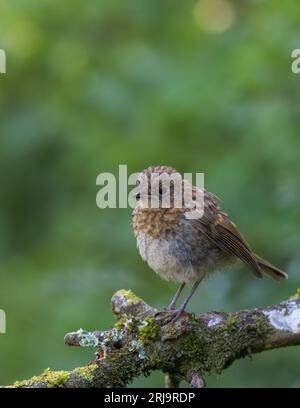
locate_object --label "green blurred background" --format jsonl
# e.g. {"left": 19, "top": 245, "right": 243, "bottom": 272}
{"left": 0, "top": 0, "right": 300, "bottom": 387}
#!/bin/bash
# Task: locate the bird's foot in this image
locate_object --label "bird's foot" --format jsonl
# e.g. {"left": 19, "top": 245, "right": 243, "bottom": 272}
{"left": 154, "top": 310, "right": 172, "bottom": 321}
{"left": 170, "top": 308, "right": 185, "bottom": 324}
{"left": 154, "top": 308, "right": 187, "bottom": 324}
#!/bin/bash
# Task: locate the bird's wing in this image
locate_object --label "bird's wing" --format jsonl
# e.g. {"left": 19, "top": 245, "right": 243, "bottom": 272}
{"left": 191, "top": 189, "right": 263, "bottom": 278}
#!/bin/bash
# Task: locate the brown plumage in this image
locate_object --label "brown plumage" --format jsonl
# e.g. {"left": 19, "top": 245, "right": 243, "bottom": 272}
{"left": 132, "top": 166, "right": 287, "bottom": 322}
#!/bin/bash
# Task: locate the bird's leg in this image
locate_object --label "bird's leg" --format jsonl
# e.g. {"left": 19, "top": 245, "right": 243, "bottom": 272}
{"left": 171, "top": 280, "right": 202, "bottom": 323}
{"left": 167, "top": 283, "right": 186, "bottom": 311}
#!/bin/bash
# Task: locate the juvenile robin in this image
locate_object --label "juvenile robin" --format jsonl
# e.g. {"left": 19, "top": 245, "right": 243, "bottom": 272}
{"left": 132, "top": 165, "right": 287, "bottom": 322}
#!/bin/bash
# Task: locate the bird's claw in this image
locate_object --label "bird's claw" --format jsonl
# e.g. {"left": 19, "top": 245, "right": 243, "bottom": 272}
{"left": 154, "top": 308, "right": 185, "bottom": 324}
{"left": 170, "top": 309, "right": 184, "bottom": 324}
{"left": 154, "top": 310, "right": 171, "bottom": 320}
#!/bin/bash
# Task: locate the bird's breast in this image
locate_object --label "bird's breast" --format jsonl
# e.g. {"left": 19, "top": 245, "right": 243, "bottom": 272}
{"left": 135, "top": 231, "right": 197, "bottom": 283}
{"left": 132, "top": 207, "right": 185, "bottom": 239}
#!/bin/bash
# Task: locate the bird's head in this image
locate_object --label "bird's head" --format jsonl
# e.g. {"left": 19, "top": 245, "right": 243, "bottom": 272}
{"left": 135, "top": 165, "right": 189, "bottom": 209}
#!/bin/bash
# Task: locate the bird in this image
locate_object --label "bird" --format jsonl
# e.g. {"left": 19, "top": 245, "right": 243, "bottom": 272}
{"left": 132, "top": 165, "right": 288, "bottom": 322}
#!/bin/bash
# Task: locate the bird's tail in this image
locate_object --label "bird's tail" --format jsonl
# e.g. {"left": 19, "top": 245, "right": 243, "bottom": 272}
{"left": 254, "top": 254, "right": 288, "bottom": 281}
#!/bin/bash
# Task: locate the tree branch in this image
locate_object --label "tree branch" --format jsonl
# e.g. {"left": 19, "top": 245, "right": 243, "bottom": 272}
{"left": 7, "top": 289, "right": 300, "bottom": 388}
